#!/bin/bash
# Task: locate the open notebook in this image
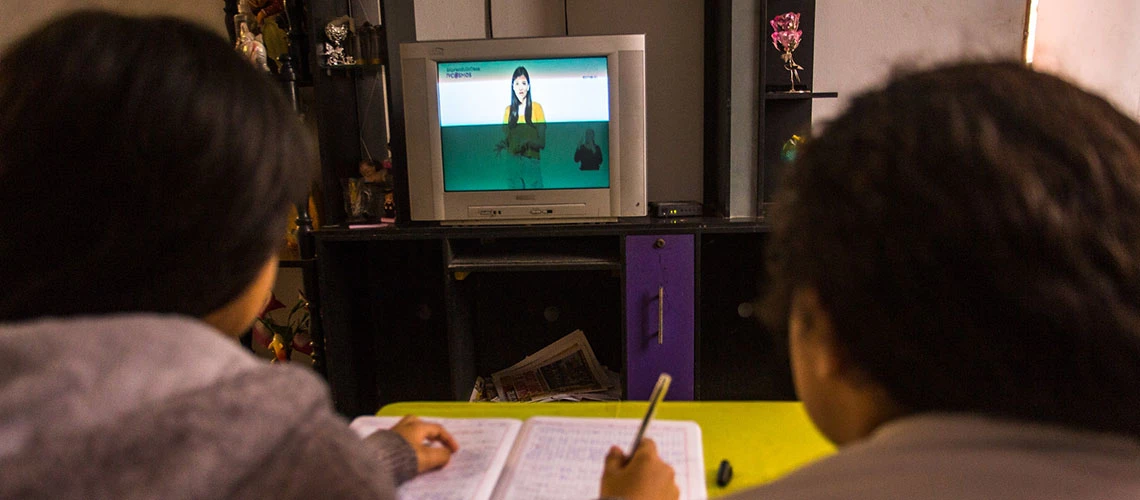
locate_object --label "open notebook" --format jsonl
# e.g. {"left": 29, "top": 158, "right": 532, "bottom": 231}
{"left": 350, "top": 415, "right": 707, "bottom": 500}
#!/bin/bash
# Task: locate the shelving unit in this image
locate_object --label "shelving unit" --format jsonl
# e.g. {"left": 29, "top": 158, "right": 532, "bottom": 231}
{"left": 702, "top": 0, "right": 834, "bottom": 219}
{"left": 759, "top": 0, "right": 837, "bottom": 215}
{"left": 298, "top": 0, "right": 826, "bottom": 416}
{"left": 222, "top": 0, "right": 327, "bottom": 371}
{"left": 313, "top": 219, "right": 786, "bottom": 416}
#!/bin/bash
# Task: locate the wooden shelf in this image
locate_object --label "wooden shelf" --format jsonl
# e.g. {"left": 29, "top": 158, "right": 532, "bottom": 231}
{"left": 318, "top": 62, "right": 386, "bottom": 72}
{"left": 447, "top": 252, "right": 621, "bottom": 273}
{"left": 764, "top": 91, "right": 838, "bottom": 100}
{"left": 445, "top": 234, "right": 622, "bottom": 273}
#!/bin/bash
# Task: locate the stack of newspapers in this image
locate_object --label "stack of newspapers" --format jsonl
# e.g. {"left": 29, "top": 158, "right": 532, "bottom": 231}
{"left": 469, "top": 330, "right": 621, "bottom": 402}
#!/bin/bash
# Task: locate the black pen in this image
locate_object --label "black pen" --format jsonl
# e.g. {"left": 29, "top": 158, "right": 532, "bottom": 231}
{"left": 628, "top": 373, "right": 672, "bottom": 462}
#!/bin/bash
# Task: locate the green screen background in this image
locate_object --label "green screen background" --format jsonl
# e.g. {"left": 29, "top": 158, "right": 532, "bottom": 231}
{"left": 441, "top": 121, "right": 610, "bottom": 191}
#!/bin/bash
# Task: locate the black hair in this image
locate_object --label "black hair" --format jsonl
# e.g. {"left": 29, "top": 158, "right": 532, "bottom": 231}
{"left": 763, "top": 61, "right": 1140, "bottom": 438}
{"left": 507, "top": 66, "right": 532, "bottom": 128}
{"left": 0, "top": 11, "right": 314, "bottom": 320}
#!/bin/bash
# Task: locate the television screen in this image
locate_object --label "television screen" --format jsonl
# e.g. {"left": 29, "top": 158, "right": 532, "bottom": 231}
{"left": 436, "top": 57, "right": 610, "bottom": 192}
{"left": 401, "top": 35, "right": 645, "bottom": 223}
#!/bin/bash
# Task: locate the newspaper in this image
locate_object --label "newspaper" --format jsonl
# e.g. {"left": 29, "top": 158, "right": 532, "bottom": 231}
{"left": 486, "top": 329, "right": 612, "bottom": 403}
{"left": 528, "top": 369, "right": 622, "bottom": 402}
{"left": 469, "top": 369, "right": 621, "bottom": 402}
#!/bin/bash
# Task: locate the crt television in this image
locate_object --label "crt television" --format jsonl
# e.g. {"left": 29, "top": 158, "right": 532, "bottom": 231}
{"left": 400, "top": 34, "right": 647, "bottom": 224}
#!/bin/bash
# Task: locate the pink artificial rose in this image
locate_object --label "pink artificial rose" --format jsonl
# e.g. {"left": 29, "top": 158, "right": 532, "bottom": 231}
{"left": 771, "top": 12, "right": 800, "bottom": 32}
{"left": 772, "top": 30, "right": 802, "bottom": 52}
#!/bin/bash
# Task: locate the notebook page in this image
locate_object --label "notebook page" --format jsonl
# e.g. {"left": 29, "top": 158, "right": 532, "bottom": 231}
{"left": 490, "top": 416, "right": 706, "bottom": 500}
{"left": 350, "top": 416, "right": 523, "bottom": 500}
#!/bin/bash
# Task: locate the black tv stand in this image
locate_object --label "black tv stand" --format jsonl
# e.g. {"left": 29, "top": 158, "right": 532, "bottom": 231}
{"left": 312, "top": 217, "right": 794, "bottom": 416}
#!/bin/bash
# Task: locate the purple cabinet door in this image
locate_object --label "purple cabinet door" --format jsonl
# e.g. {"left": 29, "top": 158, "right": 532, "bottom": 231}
{"left": 625, "top": 234, "right": 695, "bottom": 400}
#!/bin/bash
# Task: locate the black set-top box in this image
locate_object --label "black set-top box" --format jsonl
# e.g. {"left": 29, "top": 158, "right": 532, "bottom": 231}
{"left": 649, "top": 201, "right": 703, "bottom": 218}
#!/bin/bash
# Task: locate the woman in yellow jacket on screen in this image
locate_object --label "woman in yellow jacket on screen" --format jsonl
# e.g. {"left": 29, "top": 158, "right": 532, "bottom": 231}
{"left": 496, "top": 66, "right": 546, "bottom": 189}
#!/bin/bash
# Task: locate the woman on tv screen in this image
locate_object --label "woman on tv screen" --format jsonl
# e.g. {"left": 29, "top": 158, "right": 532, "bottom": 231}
{"left": 497, "top": 66, "right": 546, "bottom": 189}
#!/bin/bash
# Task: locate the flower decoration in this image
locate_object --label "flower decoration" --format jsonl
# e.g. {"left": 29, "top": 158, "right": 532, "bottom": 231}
{"left": 770, "top": 12, "right": 800, "bottom": 32}
{"left": 770, "top": 12, "right": 805, "bottom": 92}
{"left": 254, "top": 291, "right": 313, "bottom": 363}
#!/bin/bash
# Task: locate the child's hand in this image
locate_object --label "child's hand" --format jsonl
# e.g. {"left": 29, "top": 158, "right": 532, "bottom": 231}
{"left": 600, "top": 439, "right": 679, "bottom": 500}
{"left": 389, "top": 415, "right": 460, "bottom": 472}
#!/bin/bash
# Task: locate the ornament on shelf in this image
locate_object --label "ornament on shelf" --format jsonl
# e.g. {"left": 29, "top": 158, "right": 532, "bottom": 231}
{"left": 781, "top": 134, "right": 804, "bottom": 163}
{"left": 234, "top": 14, "right": 269, "bottom": 72}
{"left": 253, "top": 291, "right": 313, "bottom": 363}
{"left": 322, "top": 17, "right": 356, "bottom": 66}
{"left": 770, "top": 12, "right": 805, "bottom": 92}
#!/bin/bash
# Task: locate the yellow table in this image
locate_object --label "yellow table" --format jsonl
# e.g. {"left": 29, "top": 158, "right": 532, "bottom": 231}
{"left": 379, "top": 401, "right": 835, "bottom": 497}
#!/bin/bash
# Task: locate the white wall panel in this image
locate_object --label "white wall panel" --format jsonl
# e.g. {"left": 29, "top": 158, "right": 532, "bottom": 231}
{"left": 1033, "top": 0, "right": 1140, "bottom": 120}
{"left": 812, "top": 0, "right": 1026, "bottom": 128}
{"left": 1, "top": 0, "right": 226, "bottom": 50}
{"left": 490, "top": 0, "right": 566, "bottom": 38}
{"left": 568, "top": 0, "right": 704, "bottom": 203}
{"left": 415, "top": 0, "right": 486, "bottom": 41}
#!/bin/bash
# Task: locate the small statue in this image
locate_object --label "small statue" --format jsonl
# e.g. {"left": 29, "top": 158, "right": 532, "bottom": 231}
{"left": 234, "top": 14, "right": 269, "bottom": 71}
{"left": 243, "top": 0, "right": 288, "bottom": 68}
{"left": 323, "top": 18, "right": 355, "bottom": 66}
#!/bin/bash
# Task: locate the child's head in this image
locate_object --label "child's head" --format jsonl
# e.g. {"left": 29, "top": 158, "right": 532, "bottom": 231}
{"left": 764, "top": 61, "right": 1140, "bottom": 442}
{"left": 0, "top": 11, "right": 314, "bottom": 329}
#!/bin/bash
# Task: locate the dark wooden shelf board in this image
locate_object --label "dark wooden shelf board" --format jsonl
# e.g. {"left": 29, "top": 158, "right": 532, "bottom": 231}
{"left": 319, "top": 63, "right": 385, "bottom": 71}
{"left": 764, "top": 91, "right": 838, "bottom": 100}
{"left": 447, "top": 253, "right": 621, "bottom": 273}
{"left": 315, "top": 217, "right": 772, "bottom": 242}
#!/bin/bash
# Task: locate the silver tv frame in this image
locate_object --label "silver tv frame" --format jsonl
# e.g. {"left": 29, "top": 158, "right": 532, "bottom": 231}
{"left": 400, "top": 34, "right": 647, "bottom": 224}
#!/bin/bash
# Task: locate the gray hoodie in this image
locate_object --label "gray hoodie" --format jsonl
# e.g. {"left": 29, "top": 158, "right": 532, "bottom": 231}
{"left": 726, "top": 413, "right": 1140, "bottom": 499}
{"left": 0, "top": 314, "right": 417, "bottom": 499}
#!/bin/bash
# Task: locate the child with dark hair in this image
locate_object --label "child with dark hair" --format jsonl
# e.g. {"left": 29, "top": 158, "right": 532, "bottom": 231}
{"left": 0, "top": 11, "right": 456, "bottom": 499}
{"left": 608, "top": 61, "right": 1140, "bottom": 498}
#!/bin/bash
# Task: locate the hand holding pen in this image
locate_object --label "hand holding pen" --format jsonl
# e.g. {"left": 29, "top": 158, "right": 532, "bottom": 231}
{"left": 599, "top": 374, "right": 679, "bottom": 500}
{"left": 601, "top": 438, "right": 678, "bottom": 500}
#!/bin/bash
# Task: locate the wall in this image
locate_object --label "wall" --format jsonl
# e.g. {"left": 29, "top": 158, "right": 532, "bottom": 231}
{"left": 491, "top": 0, "right": 565, "bottom": 38}
{"left": 415, "top": 0, "right": 485, "bottom": 40}
{"left": 2, "top": 1, "right": 1045, "bottom": 205}
{"left": 567, "top": 0, "right": 704, "bottom": 203}
{"left": 1032, "top": 0, "right": 1140, "bottom": 120}
{"left": 0, "top": 0, "right": 227, "bottom": 50}
{"left": 812, "top": 0, "right": 1026, "bottom": 127}
{"left": 407, "top": 0, "right": 1027, "bottom": 203}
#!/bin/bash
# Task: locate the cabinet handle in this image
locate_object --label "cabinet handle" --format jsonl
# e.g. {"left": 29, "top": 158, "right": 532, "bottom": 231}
{"left": 657, "top": 285, "right": 664, "bottom": 345}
